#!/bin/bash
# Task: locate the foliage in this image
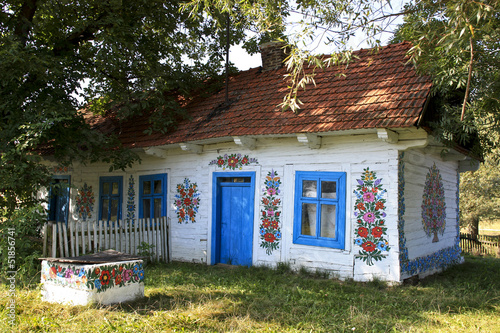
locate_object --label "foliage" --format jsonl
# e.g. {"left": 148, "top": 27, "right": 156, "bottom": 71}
{"left": 136, "top": 242, "right": 156, "bottom": 263}
{"left": 1, "top": 257, "right": 500, "bottom": 332}
{"left": 0, "top": 204, "right": 45, "bottom": 285}
{"left": 0, "top": 0, "right": 270, "bottom": 275}
{"left": 391, "top": 0, "right": 500, "bottom": 156}
{"left": 460, "top": 151, "right": 500, "bottom": 236}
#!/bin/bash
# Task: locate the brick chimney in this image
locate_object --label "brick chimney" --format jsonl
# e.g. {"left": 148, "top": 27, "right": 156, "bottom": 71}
{"left": 259, "top": 41, "right": 288, "bottom": 71}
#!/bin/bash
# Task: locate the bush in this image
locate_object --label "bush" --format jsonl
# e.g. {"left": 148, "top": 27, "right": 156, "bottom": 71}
{"left": 0, "top": 204, "right": 45, "bottom": 286}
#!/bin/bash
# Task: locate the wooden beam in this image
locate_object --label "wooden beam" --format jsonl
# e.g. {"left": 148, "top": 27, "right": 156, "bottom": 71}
{"left": 296, "top": 133, "right": 321, "bottom": 149}
{"left": 233, "top": 136, "right": 256, "bottom": 150}
{"left": 143, "top": 147, "right": 168, "bottom": 159}
{"left": 377, "top": 128, "right": 399, "bottom": 144}
{"left": 179, "top": 142, "right": 203, "bottom": 154}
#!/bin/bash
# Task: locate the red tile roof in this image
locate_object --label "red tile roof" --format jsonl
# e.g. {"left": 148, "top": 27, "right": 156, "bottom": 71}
{"left": 87, "top": 42, "right": 432, "bottom": 149}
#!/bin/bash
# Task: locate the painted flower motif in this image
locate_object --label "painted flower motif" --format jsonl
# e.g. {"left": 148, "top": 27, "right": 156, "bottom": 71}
{"left": 209, "top": 153, "right": 258, "bottom": 170}
{"left": 174, "top": 178, "right": 200, "bottom": 224}
{"left": 123, "top": 269, "right": 132, "bottom": 282}
{"left": 115, "top": 274, "right": 122, "bottom": 285}
{"left": 421, "top": 164, "right": 447, "bottom": 242}
{"left": 353, "top": 168, "right": 390, "bottom": 266}
{"left": 361, "top": 241, "right": 376, "bottom": 252}
{"left": 260, "top": 170, "right": 282, "bottom": 255}
{"left": 94, "top": 279, "right": 102, "bottom": 289}
{"left": 362, "top": 192, "right": 375, "bottom": 202}
{"left": 100, "top": 270, "right": 111, "bottom": 286}
{"left": 363, "top": 212, "right": 376, "bottom": 223}
{"left": 357, "top": 227, "right": 369, "bottom": 238}
{"left": 371, "top": 226, "right": 383, "bottom": 238}
{"left": 264, "top": 233, "right": 276, "bottom": 243}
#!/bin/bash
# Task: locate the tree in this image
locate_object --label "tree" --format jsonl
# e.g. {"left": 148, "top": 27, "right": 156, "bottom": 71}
{"left": 460, "top": 151, "right": 500, "bottom": 238}
{"left": 0, "top": 0, "right": 278, "bottom": 281}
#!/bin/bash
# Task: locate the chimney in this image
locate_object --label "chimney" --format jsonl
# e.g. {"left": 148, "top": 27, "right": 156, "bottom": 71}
{"left": 259, "top": 41, "right": 288, "bottom": 71}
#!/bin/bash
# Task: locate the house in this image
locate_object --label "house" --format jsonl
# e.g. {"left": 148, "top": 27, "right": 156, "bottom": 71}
{"left": 43, "top": 42, "right": 479, "bottom": 283}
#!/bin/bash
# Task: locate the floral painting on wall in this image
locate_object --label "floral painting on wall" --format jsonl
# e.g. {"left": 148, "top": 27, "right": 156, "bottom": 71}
{"left": 75, "top": 183, "right": 95, "bottom": 221}
{"left": 127, "top": 175, "right": 136, "bottom": 224}
{"left": 209, "top": 153, "right": 258, "bottom": 170}
{"left": 259, "top": 170, "right": 282, "bottom": 255}
{"left": 421, "top": 164, "right": 446, "bottom": 242}
{"left": 174, "top": 178, "right": 201, "bottom": 223}
{"left": 353, "top": 168, "right": 390, "bottom": 266}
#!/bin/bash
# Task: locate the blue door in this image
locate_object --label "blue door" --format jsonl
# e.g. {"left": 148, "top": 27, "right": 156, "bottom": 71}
{"left": 212, "top": 173, "right": 255, "bottom": 266}
{"left": 48, "top": 176, "right": 70, "bottom": 224}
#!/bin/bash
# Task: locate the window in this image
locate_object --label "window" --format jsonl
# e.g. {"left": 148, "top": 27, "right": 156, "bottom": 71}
{"left": 48, "top": 176, "right": 71, "bottom": 224}
{"left": 99, "top": 176, "right": 123, "bottom": 223}
{"left": 293, "top": 171, "right": 346, "bottom": 249}
{"left": 139, "top": 174, "right": 167, "bottom": 219}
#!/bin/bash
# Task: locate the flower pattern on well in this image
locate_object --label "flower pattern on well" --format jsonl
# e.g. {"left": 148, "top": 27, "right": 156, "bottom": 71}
{"left": 174, "top": 178, "right": 200, "bottom": 223}
{"left": 353, "top": 168, "right": 390, "bottom": 266}
{"left": 260, "top": 170, "right": 282, "bottom": 255}
{"left": 75, "top": 183, "right": 95, "bottom": 221}
{"left": 209, "top": 153, "right": 258, "bottom": 170}
{"left": 41, "top": 261, "right": 144, "bottom": 294}
{"left": 421, "top": 163, "right": 447, "bottom": 242}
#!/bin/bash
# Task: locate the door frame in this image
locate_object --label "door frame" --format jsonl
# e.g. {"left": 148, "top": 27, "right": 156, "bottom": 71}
{"left": 48, "top": 175, "right": 71, "bottom": 224}
{"left": 211, "top": 171, "right": 256, "bottom": 266}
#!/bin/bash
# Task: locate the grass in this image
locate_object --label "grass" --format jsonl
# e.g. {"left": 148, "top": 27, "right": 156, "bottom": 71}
{"left": 1, "top": 256, "right": 499, "bottom": 332}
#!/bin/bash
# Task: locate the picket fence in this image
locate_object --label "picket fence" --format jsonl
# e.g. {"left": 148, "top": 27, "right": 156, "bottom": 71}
{"left": 460, "top": 233, "right": 500, "bottom": 257}
{"left": 42, "top": 217, "right": 169, "bottom": 262}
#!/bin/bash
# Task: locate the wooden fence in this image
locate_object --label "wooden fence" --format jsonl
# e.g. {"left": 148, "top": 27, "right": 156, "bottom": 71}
{"left": 42, "top": 217, "right": 169, "bottom": 262}
{"left": 460, "top": 233, "right": 500, "bottom": 257}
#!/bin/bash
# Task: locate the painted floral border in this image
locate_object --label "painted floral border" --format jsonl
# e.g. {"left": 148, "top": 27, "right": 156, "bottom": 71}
{"left": 353, "top": 168, "right": 390, "bottom": 266}
{"left": 75, "top": 183, "right": 95, "bottom": 221}
{"left": 41, "top": 261, "right": 144, "bottom": 293}
{"left": 174, "top": 178, "right": 200, "bottom": 223}
{"left": 259, "top": 170, "right": 282, "bottom": 255}
{"left": 398, "top": 152, "right": 462, "bottom": 277}
{"left": 127, "top": 175, "right": 136, "bottom": 224}
{"left": 209, "top": 153, "right": 258, "bottom": 170}
{"left": 421, "top": 163, "right": 447, "bottom": 242}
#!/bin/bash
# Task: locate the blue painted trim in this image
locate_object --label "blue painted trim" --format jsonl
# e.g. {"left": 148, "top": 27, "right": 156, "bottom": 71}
{"left": 211, "top": 171, "right": 255, "bottom": 265}
{"left": 293, "top": 171, "right": 346, "bottom": 249}
{"left": 98, "top": 176, "right": 123, "bottom": 222}
{"left": 48, "top": 175, "right": 71, "bottom": 224}
{"left": 138, "top": 174, "right": 168, "bottom": 218}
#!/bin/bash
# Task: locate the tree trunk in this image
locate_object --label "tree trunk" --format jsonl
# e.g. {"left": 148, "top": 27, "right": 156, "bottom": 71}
{"left": 467, "top": 215, "right": 480, "bottom": 240}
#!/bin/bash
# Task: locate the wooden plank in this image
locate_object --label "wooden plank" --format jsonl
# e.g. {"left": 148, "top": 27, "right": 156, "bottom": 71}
{"left": 57, "top": 223, "right": 64, "bottom": 258}
{"left": 81, "top": 222, "right": 86, "bottom": 255}
{"left": 52, "top": 223, "right": 57, "bottom": 257}
{"left": 42, "top": 223, "right": 48, "bottom": 258}
{"left": 114, "top": 220, "right": 119, "bottom": 251}
{"left": 155, "top": 217, "right": 160, "bottom": 262}
{"left": 87, "top": 220, "right": 92, "bottom": 253}
{"left": 62, "top": 223, "right": 69, "bottom": 257}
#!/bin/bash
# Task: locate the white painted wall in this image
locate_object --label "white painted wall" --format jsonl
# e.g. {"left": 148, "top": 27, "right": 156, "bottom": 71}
{"left": 44, "top": 130, "right": 464, "bottom": 282}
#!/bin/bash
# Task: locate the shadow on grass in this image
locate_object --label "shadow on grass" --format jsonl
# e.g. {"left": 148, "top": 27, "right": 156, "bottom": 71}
{"left": 96, "top": 256, "right": 500, "bottom": 332}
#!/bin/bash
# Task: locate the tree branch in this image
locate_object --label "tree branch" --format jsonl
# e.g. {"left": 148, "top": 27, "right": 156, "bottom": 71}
{"left": 13, "top": 0, "right": 38, "bottom": 46}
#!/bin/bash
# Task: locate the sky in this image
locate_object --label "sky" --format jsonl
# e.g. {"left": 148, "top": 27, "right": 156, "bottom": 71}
{"left": 229, "top": 0, "right": 407, "bottom": 70}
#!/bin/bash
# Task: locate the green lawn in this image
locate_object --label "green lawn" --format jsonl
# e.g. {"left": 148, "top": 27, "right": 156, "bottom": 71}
{"left": 1, "top": 256, "right": 499, "bottom": 332}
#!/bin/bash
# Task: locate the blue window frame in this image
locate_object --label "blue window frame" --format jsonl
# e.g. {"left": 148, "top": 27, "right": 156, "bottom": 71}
{"left": 293, "top": 171, "right": 346, "bottom": 249}
{"left": 99, "top": 176, "right": 123, "bottom": 223}
{"left": 48, "top": 175, "right": 71, "bottom": 224}
{"left": 139, "top": 174, "right": 167, "bottom": 219}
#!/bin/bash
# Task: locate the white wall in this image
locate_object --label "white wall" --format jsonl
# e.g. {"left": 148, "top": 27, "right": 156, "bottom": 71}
{"left": 44, "top": 132, "right": 462, "bottom": 282}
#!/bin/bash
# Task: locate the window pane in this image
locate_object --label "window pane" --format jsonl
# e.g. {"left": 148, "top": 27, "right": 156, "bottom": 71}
{"left": 302, "top": 180, "right": 317, "bottom": 197}
{"left": 110, "top": 199, "right": 118, "bottom": 221}
{"left": 320, "top": 204, "right": 336, "bottom": 238}
{"left": 111, "top": 182, "right": 119, "bottom": 195}
{"left": 321, "top": 181, "right": 337, "bottom": 199}
{"left": 102, "top": 183, "right": 110, "bottom": 195}
{"left": 143, "top": 181, "right": 151, "bottom": 195}
{"left": 301, "top": 203, "right": 317, "bottom": 236}
{"left": 143, "top": 199, "right": 151, "bottom": 219}
{"left": 154, "top": 180, "right": 162, "bottom": 194}
{"left": 102, "top": 199, "right": 109, "bottom": 220}
{"left": 154, "top": 198, "right": 162, "bottom": 218}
